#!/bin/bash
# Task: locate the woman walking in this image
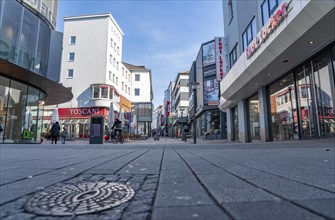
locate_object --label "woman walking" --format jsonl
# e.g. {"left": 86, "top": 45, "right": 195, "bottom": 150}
{"left": 50, "top": 122, "right": 60, "bottom": 144}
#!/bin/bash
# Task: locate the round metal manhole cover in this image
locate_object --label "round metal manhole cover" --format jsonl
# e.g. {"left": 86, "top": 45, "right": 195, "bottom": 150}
{"left": 25, "top": 182, "right": 135, "bottom": 216}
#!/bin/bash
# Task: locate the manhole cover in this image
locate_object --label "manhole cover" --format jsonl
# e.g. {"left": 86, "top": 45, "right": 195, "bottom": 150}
{"left": 25, "top": 182, "right": 135, "bottom": 216}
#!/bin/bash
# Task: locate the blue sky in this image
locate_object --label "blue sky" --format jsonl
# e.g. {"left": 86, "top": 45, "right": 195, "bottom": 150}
{"left": 56, "top": 0, "right": 224, "bottom": 108}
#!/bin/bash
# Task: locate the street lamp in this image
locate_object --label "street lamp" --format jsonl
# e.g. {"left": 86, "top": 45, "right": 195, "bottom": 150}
{"left": 191, "top": 82, "right": 200, "bottom": 144}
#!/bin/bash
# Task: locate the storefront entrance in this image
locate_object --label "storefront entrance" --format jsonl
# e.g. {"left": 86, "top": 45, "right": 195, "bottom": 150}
{"left": 268, "top": 47, "right": 335, "bottom": 141}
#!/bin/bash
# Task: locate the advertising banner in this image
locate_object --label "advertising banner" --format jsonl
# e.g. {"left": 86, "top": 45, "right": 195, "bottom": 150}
{"left": 58, "top": 107, "right": 108, "bottom": 118}
{"left": 203, "top": 78, "right": 219, "bottom": 106}
{"left": 202, "top": 41, "right": 215, "bottom": 67}
{"left": 215, "top": 37, "right": 225, "bottom": 81}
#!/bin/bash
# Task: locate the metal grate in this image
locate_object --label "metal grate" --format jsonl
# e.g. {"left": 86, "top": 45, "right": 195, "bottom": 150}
{"left": 25, "top": 182, "right": 135, "bottom": 216}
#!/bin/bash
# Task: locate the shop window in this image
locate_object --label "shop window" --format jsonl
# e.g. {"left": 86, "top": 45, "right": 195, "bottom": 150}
{"left": 67, "top": 69, "right": 74, "bottom": 78}
{"left": 313, "top": 54, "right": 335, "bottom": 136}
{"left": 69, "top": 52, "right": 75, "bottom": 61}
{"left": 70, "top": 36, "right": 76, "bottom": 44}
{"left": 242, "top": 17, "right": 257, "bottom": 51}
{"left": 268, "top": 73, "right": 298, "bottom": 141}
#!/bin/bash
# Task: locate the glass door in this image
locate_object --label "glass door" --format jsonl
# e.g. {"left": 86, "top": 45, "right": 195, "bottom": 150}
{"left": 295, "top": 65, "right": 316, "bottom": 138}
{"left": 232, "top": 106, "right": 239, "bottom": 141}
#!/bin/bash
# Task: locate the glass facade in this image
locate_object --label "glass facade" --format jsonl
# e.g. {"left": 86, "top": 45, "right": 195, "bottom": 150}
{"left": 268, "top": 46, "right": 335, "bottom": 141}
{"left": 0, "top": 75, "right": 46, "bottom": 143}
{"left": 0, "top": 0, "right": 51, "bottom": 76}
{"left": 248, "top": 93, "right": 260, "bottom": 141}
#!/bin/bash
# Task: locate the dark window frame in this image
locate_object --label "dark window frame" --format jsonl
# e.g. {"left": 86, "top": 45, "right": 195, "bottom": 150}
{"left": 242, "top": 17, "right": 257, "bottom": 51}
{"left": 229, "top": 43, "right": 238, "bottom": 68}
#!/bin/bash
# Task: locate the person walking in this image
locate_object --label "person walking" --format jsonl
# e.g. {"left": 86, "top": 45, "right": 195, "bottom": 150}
{"left": 61, "top": 127, "right": 68, "bottom": 144}
{"left": 50, "top": 121, "right": 60, "bottom": 144}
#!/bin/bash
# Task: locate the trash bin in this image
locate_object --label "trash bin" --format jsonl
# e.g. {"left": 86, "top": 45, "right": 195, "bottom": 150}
{"left": 89, "top": 116, "right": 104, "bottom": 144}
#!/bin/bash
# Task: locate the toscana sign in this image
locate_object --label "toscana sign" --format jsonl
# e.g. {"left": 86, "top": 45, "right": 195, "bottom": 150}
{"left": 246, "top": 1, "right": 292, "bottom": 60}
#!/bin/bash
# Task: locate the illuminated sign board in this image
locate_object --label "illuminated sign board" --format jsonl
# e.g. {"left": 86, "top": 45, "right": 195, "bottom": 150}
{"left": 246, "top": 1, "right": 291, "bottom": 59}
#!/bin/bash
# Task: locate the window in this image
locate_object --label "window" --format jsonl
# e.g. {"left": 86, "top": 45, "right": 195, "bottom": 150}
{"left": 122, "top": 82, "right": 124, "bottom": 90}
{"left": 67, "top": 69, "right": 74, "bottom": 78}
{"left": 228, "top": 0, "right": 233, "bottom": 24}
{"left": 113, "top": 58, "right": 116, "bottom": 67}
{"left": 242, "top": 17, "right": 257, "bottom": 51}
{"left": 128, "top": 87, "right": 130, "bottom": 94}
{"left": 117, "top": 46, "right": 120, "bottom": 55}
{"left": 93, "top": 85, "right": 100, "bottom": 98}
{"left": 116, "top": 77, "right": 118, "bottom": 85}
{"left": 261, "top": 0, "right": 283, "bottom": 25}
{"left": 114, "top": 43, "right": 116, "bottom": 51}
{"left": 113, "top": 74, "right": 115, "bottom": 83}
{"left": 125, "top": 84, "right": 127, "bottom": 92}
{"left": 111, "top": 38, "right": 113, "bottom": 47}
{"left": 109, "top": 87, "right": 113, "bottom": 99}
{"left": 135, "top": 88, "right": 140, "bottom": 96}
{"left": 135, "top": 74, "right": 140, "bottom": 81}
{"left": 229, "top": 44, "right": 238, "bottom": 68}
{"left": 101, "top": 86, "right": 108, "bottom": 98}
{"left": 69, "top": 52, "right": 75, "bottom": 61}
{"left": 122, "top": 67, "right": 124, "bottom": 75}
{"left": 70, "top": 36, "right": 76, "bottom": 44}
{"left": 109, "top": 71, "right": 112, "bottom": 80}
{"left": 110, "top": 54, "right": 112, "bottom": 63}
{"left": 117, "top": 62, "right": 119, "bottom": 70}
{"left": 128, "top": 73, "right": 131, "bottom": 81}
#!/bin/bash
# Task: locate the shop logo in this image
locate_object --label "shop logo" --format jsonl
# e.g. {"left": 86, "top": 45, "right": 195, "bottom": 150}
{"left": 246, "top": 0, "right": 292, "bottom": 60}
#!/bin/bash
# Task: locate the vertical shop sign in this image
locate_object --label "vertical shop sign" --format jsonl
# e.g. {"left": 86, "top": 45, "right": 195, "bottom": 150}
{"left": 215, "top": 37, "right": 225, "bottom": 81}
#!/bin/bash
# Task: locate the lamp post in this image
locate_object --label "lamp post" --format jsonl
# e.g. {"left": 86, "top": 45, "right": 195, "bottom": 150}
{"left": 191, "top": 82, "right": 200, "bottom": 144}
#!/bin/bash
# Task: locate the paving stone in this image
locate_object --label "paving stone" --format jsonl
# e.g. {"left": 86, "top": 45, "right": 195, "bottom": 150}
{"left": 223, "top": 200, "right": 324, "bottom": 220}
{"left": 152, "top": 206, "right": 230, "bottom": 220}
{"left": 250, "top": 177, "right": 335, "bottom": 200}
{"left": 294, "top": 198, "right": 335, "bottom": 219}
{"left": 154, "top": 183, "right": 213, "bottom": 207}
{"left": 122, "top": 212, "right": 150, "bottom": 220}
{"left": 2, "top": 213, "right": 35, "bottom": 220}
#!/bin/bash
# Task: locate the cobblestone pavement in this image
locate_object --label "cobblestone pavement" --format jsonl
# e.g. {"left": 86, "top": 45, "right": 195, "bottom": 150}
{"left": 0, "top": 138, "right": 334, "bottom": 220}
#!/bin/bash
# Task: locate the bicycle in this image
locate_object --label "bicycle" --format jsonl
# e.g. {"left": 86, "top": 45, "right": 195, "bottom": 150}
{"left": 111, "top": 129, "right": 124, "bottom": 144}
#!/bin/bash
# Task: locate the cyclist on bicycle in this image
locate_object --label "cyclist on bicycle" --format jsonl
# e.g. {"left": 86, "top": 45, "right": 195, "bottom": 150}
{"left": 112, "top": 118, "right": 122, "bottom": 137}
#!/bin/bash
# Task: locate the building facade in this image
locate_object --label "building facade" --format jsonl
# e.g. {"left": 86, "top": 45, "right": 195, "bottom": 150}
{"left": 163, "top": 81, "right": 174, "bottom": 137}
{"left": 188, "top": 40, "right": 226, "bottom": 140}
{"left": 58, "top": 14, "right": 133, "bottom": 139}
{"left": 124, "top": 62, "right": 153, "bottom": 136}
{"left": 171, "top": 71, "right": 189, "bottom": 137}
{"left": 0, "top": 0, "right": 72, "bottom": 143}
{"left": 220, "top": 0, "right": 335, "bottom": 142}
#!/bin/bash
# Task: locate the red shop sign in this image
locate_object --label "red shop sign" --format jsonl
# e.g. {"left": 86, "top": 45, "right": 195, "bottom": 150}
{"left": 58, "top": 107, "right": 108, "bottom": 118}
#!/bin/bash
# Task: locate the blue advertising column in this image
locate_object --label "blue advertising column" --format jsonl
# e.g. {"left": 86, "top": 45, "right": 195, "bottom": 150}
{"left": 89, "top": 116, "right": 104, "bottom": 144}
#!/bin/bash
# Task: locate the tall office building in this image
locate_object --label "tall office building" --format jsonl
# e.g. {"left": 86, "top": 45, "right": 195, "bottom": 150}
{"left": 0, "top": 0, "right": 72, "bottom": 144}
{"left": 220, "top": 0, "right": 335, "bottom": 142}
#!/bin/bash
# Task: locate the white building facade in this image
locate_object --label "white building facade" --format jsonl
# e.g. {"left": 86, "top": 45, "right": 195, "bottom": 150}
{"left": 171, "top": 71, "right": 189, "bottom": 137}
{"left": 124, "top": 63, "right": 153, "bottom": 136}
{"left": 58, "top": 13, "right": 134, "bottom": 139}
